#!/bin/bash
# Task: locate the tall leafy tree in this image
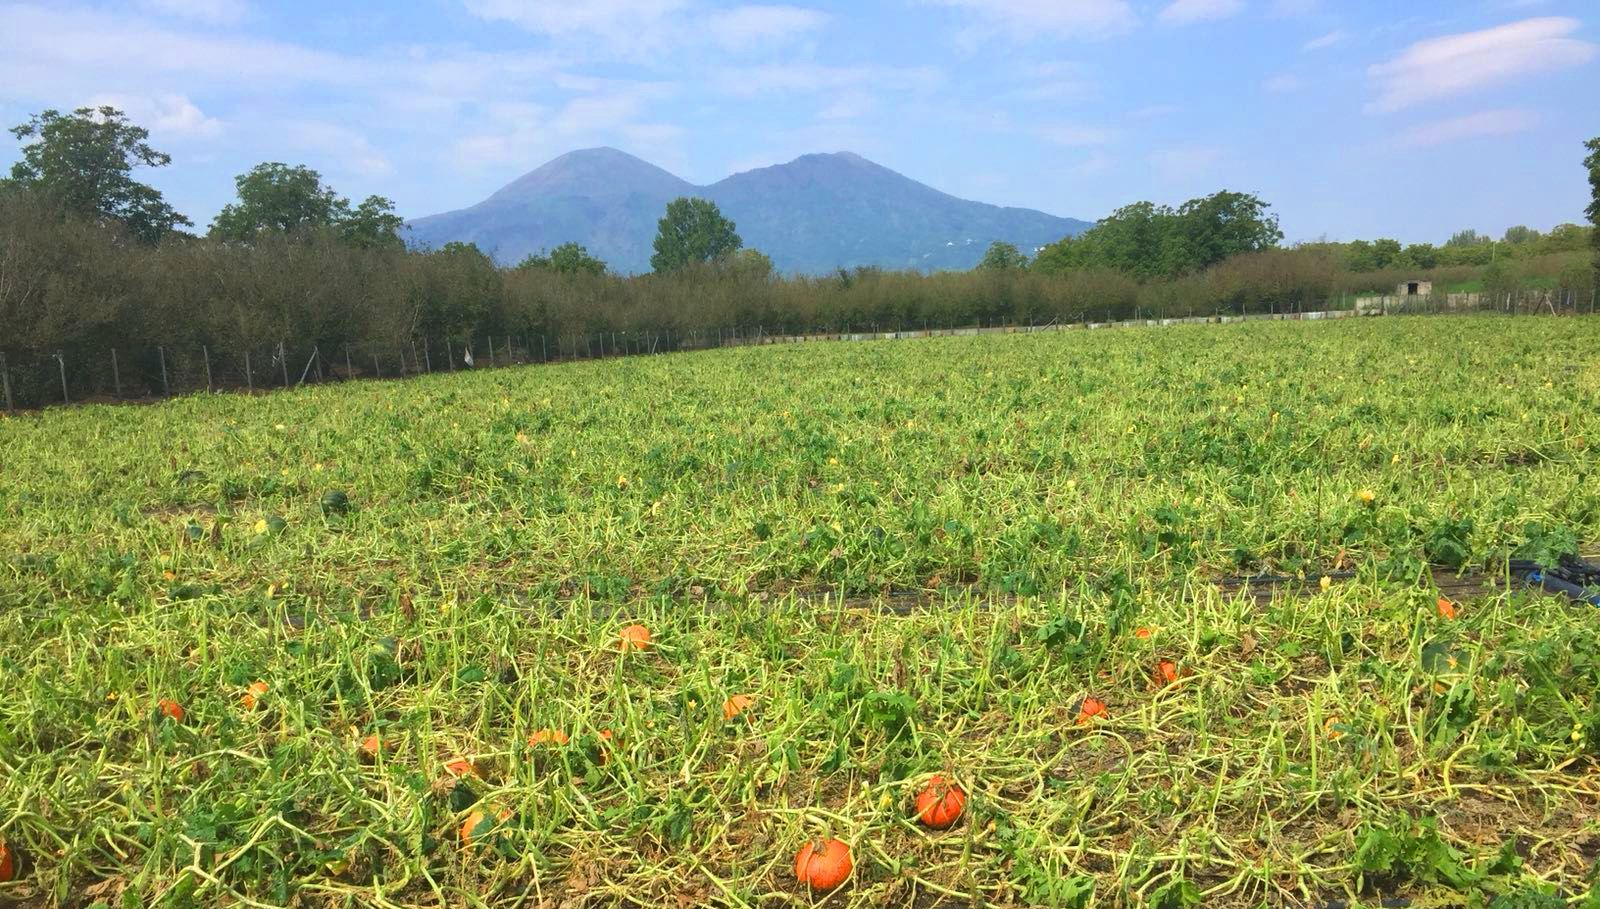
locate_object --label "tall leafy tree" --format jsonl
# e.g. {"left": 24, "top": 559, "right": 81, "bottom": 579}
{"left": 6, "top": 106, "right": 191, "bottom": 242}
{"left": 651, "top": 197, "right": 741, "bottom": 273}
{"left": 1586, "top": 137, "right": 1600, "bottom": 285}
{"left": 1032, "top": 191, "right": 1278, "bottom": 279}
{"left": 210, "top": 163, "right": 350, "bottom": 241}
{"left": 340, "top": 195, "right": 407, "bottom": 250}
{"left": 517, "top": 242, "right": 607, "bottom": 276}
{"left": 977, "top": 241, "right": 1029, "bottom": 270}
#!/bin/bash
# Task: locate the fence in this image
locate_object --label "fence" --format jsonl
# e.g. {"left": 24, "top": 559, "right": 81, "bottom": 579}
{"left": 2, "top": 293, "right": 1594, "bottom": 411}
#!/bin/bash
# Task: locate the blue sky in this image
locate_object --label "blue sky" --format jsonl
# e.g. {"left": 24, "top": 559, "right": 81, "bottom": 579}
{"left": 2, "top": 0, "right": 1595, "bottom": 245}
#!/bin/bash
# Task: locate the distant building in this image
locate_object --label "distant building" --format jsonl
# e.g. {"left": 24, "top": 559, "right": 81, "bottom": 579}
{"left": 1398, "top": 280, "right": 1433, "bottom": 296}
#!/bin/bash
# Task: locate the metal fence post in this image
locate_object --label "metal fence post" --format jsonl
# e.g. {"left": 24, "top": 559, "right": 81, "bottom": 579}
{"left": 56, "top": 352, "right": 69, "bottom": 404}
{"left": 372, "top": 353, "right": 381, "bottom": 379}
{"left": 279, "top": 342, "right": 289, "bottom": 387}
{"left": 423, "top": 339, "right": 431, "bottom": 374}
{"left": 159, "top": 345, "right": 170, "bottom": 396}
{"left": 111, "top": 348, "right": 121, "bottom": 398}
{"left": 446, "top": 338, "right": 454, "bottom": 371}
{"left": 245, "top": 350, "right": 253, "bottom": 393}
{"left": 345, "top": 344, "right": 353, "bottom": 379}
{"left": 0, "top": 353, "right": 12, "bottom": 411}
{"left": 541, "top": 335, "right": 547, "bottom": 362}
{"left": 203, "top": 345, "right": 213, "bottom": 392}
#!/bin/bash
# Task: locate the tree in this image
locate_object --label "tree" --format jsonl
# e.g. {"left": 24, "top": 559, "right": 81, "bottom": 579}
{"left": 1402, "top": 243, "right": 1439, "bottom": 270}
{"left": 1586, "top": 137, "right": 1600, "bottom": 286}
{"left": 340, "top": 195, "right": 406, "bottom": 250}
{"left": 977, "top": 241, "right": 1029, "bottom": 270}
{"left": 651, "top": 197, "right": 741, "bottom": 272}
{"left": 518, "top": 242, "right": 607, "bottom": 276}
{"left": 1444, "top": 228, "right": 1490, "bottom": 248}
{"left": 728, "top": 248, "right": 774, "bottom": 280}
{"left": 7, "top": 106, "right": 191, "bottom": 242}
{"left": 1032, "top": 191, "right": 1278, "bottom": 279}
{"left": 1501, "top": 224, "right": 1540, "bottom": 245}
{"left": 210, "top": 163, "right": 350, "bottom": 242}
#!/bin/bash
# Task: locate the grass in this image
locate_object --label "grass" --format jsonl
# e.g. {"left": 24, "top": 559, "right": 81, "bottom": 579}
{"left": 2, "top": 315, "right": 1599, "bottom": 909}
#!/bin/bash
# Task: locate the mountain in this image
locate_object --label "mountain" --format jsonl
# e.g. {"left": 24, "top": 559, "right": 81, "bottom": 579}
{"left": 406, "top": 148, "right": 1092, "bottom": 274}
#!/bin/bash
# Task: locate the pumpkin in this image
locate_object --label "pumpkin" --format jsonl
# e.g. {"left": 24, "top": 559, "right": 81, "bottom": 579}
{"left": 1133, "top": 626, "right": 1154, "bottom": 639}
{"left": 1324, "top": 715, "right": 1345, "bottom": 740}
{"left": 528, "top": 728, "right": 569, "bottom": 748}
{"left": 1435, "top": 597, "right": 1457, "bottom": 620}
{"left": 618, "top": 624, "right": 651, "bottom": 652}
{"left": 597, "top": 729, "right": 617, "bottom": 765}
{"left": 722, "top": 694, "right": 755, "bottom": 721}
{"left": 241, "top": 680, "right": 269, "bottom": 710}
{"left": 1154, "top": 660, "right": 1182, "bottom": 687}
{"left": 359, "top": 733, "right": 386, "bottom": 759}
{"left": 459, "top": 806, "right": 511, "bottom": 848}
{"left": 794, "top": 837, "right": 852, "bottom": 890}
{"left": 0, "top": 840, "right": 14, "bottom": 883}
{"left": 914, "top": 775, "right": 966, "bottom": 829}
{"left": 158, "top": 699, "right": 185, "bottom": 722}
{"left": 1076, "top": 697, "right": 1108, "bottom": 726}
{"left": 444, "top": 758, "right": 478, "bottom": 778}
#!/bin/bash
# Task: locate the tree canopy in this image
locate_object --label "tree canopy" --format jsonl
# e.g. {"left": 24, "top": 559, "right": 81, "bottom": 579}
{"left": 517, "top": 242, "right": 608, "bottom": 276}
{"left": 651, "top": 197, "right": 741, "bottom": 273}
{"left": 976, "top": 241, "right": 1030, "bottom": 271}
{"left": 6, "top": 106, "right": 191, "bottom": 243}
{"left": 1032, "top": 191, "right": 1281, "bottom": 279}
{"left": 1586, "top": 137, "right": 1600, "bottom": 283}
{"left": 210, "top": 162, "right": 404, "bottom": 249}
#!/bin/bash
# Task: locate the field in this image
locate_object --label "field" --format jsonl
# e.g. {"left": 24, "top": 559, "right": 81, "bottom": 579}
{"left": 3, "top": 315, "right": 1600, "bottom": 909}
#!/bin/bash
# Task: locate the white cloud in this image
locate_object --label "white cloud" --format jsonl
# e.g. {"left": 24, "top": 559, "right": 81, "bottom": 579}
{"left": 929, "top": 0, "right": 1137, "bottom": 42}
{"left": 1262, "top": 73, "right": 1301, "bottom": 93}
{"left": 1128, "top": 103, "right": 1180, "bottom": 120}
{"left": 139, "top": 0, "right": 250, "bottom": 25}
{"left": 703, "top": 5, "right": 827, "bottom": 51}
{"left": 1396, "top": 108, "right": 1538, "bottom": 148}
{"left": 817, "top": 91, "right": 874, "bottom": 120}
{"left": 714, "top": 63, "right": 942, "bottom": 98}
{"left": 1302, "top": 29, "right": 1346, "bottom": 51}
{"left": 459, "top": 0, "right": 687, "bottom": 38}
{"left": 1158, "top": 0, "right": 1244, "bottom": 26}
{"left": 86, "top": 92, "right": 224, "bottom": 137}
{"left": 279, "top": 120, "right": 394, "bottom": 178}
{"left": 1007, "top": 61, "right": 1095, "bottom": 103}
{"left": 1038, "top": 123, "right": 1119, "bottom": 146}
{"left": 1149, "top": 145, "right": 1224, "bottom": 180}
{"left": 1366, "top": 17, "right": 1596, "bottom": 113}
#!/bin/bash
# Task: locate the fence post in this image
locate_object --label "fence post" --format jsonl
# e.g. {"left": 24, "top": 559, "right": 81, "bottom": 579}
{"left": 487, "top": 335, "right": 495, "bottom": 368}
{"left": 541, "top": 335, "right": 547, "bottom": 362}
{"left": 410, "top": 338, "right": 421, "bottom": 374}
{"left": 245, "top": 350, "right": 253, "bottom": 392}
{"left": 423, "top": 339, "right": 432, "bottom": 373}
{"left": 157, "top": 345, "right": 170, "bottom": 396}
{"left": 0, "top": 352, "right": 12, "bottom": 411}
{"left": 56, "top": 352, "right": 69, "bottom": 404}
{"left": 345, "top": 344, "right": 354, "bottom": 379}
{"left": 111, "top": 348, "right": 121, "bottom": 398}
{"left": 314, "top": 347, "right": 324, "bottom": 382}
{"left": 279, "top": 342, "right": 289, "bottom": 387}
{"left": 372, "top": 353, "right": 381, "bottom": 379}
{"left": 446, "top": 338, "right": 454, "bottom": 371}
{"left": 203, "top": 345, "right": 213, "bottom": 392}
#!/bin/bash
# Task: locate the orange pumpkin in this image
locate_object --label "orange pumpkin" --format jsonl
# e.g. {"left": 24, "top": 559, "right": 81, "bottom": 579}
{"left": 528, "top": 728, "right": 569, "bottom": 748}
{"left": 0, "top": 840, "right": 14, "bottom": 883}
{"left": 914, "top": 775, "right": 966, "bottom": 829}
{"left": 158, "top": 699, "right": 185, "bottom": 722}
{"left": 444, "top": 758, "right": 478, "bottom": 778}
{"left": 1154, "top": 660, "right": 1182, "bottom": 687}
{"left": 1435, "top": 597, "right": 1457, "bottom": 620}
{"left": 359, "top": 733, "right": 386, "bottom": 759}
{"left": 597, "top": 729, "right": 617, "bottom": 765}
{"left": 722, "top": 694, "right": 755, "bottom": 721}
{"left": 794, "top": 837, "right": 852, "bottom": 890}
{"left": 241, "top": 681, "right": 269, "bottom": 710}
{"left": 1133, "top": 626, "right": 1154, "bottom": 639}
{"left": 459, "top": 806, "right": 511, "bottom": 848}
{"left": 618, "top": 624, "right": 651, "bottom": 652}
{"left": 1076, "top": 697, "right": 1109, "bottom": 726}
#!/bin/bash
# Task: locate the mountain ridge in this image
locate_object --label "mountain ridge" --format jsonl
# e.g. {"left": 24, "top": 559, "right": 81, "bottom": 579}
{"left": 406, "top": 148, "right": 1092, "bottom": 274}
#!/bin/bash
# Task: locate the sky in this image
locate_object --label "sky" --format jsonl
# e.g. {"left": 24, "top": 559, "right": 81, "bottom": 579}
{"left": 1, "top": 0, "right": 1596, "bottom": 245}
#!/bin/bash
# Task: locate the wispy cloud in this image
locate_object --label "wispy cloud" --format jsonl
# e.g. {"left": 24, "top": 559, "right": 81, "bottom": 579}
{"left": 139, "top": 0, "right": 250, "bottom": 24}
{"left": 713, "top": 63, "right": 942, "bottom": 98}
{"left": 702, "top": 5, "right": 828, "bottom": 52}
{"left": 1262, "top": 73, "right": 1301, "bottom": 93}
{"left": 1395, "top": 108, "right": 1538, "bottom": 148}
{"left": 1038, "top": 123, "right": 1119, "bottom": 146}
{"left": 1302, "top": 29, "right": 1346, "bottom": 50}
{"left": 86, "top": 92, "right": 224, "bottom": 137}
{"left": 1366, "top": 17, "right": 1596, "bottom": 113}
{"left": 1149, "top": 144, "right": 1224, "bottom": 180}
{"left": 1158, "top": 0, "right": 1244, "bottom": 26}
{"left": 928, "top": 0, "right": 1137, "bottom": 43}
{"left": 459, "top": 0, "right": 825, "bottom": 55}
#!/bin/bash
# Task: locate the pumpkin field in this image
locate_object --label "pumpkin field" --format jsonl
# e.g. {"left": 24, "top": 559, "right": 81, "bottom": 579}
{"left": 3, "top": 315, "right": 1600, "bottom": 909}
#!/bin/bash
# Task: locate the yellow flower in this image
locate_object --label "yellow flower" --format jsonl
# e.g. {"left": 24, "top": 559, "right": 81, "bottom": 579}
{"left": 515, "top": 432, "right": 530, "bottom": 444}
{"left": 1319, "top": 576, "right": 1332, "bottom": 592}
{"left": 616, "top": 475, "right": 630, "bottom": 489}
{"left": 828, "top": 457, "right": 839, "bottom": 465}
{"left": 1357, "top": 489, "right": 1376, "bottom": 505}
{"left": 254, "top": 519, "right": 269, "bottom": 534}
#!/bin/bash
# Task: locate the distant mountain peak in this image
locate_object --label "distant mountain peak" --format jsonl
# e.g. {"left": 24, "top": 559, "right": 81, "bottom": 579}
{"left": 409, "top": 148, "right": 1091, "bottom": 274}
